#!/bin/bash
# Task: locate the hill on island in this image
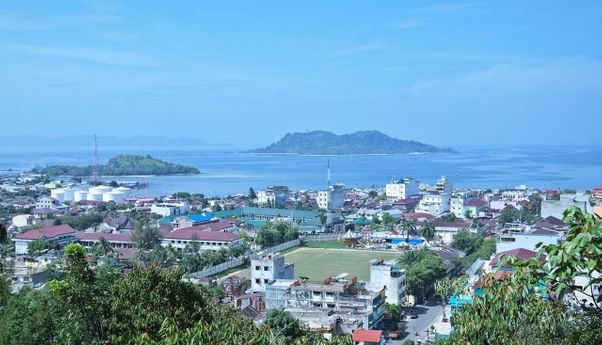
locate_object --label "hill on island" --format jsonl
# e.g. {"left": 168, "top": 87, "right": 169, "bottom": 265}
{"left": 248, "top": 130, "right": 457, "bottom": 155}
{"left": 32, "top": 154, "right": 200, "bottom": 176}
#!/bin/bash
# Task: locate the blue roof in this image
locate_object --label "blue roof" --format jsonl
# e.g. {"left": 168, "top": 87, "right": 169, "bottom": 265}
{"left": 188, "top": 213, "right": 213, "bottom": 223}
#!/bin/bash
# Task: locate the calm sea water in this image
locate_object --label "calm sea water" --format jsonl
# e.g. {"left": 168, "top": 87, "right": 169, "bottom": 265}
{"left": 0, "top": 146, "right": 600, "bottom": 197}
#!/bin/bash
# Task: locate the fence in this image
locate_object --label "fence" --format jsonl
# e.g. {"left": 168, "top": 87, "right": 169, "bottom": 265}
{"left": 189, "top": 257, "right": 246, "bottom": 278}
{"left": 302, "top": 233, "right": 341, "bottom": 242}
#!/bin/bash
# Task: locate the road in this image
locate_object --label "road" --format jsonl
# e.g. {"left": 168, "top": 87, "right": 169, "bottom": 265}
{"left": 388, "top": 296, "right": 444, "bottom": 344}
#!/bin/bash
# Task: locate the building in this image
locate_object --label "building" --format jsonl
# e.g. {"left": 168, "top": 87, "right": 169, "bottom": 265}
{"left": 434, "top": 219, "right": 473, "bottom": 244}
{"left": 464, "top": 199, "right": 487, "bottom": 218}
{"left": 266, "top": 275, "right": 386, "bottom": 331}
{"left": 416, "top": 176, "right": 452, "bottom": 216}
{"left": 385, "top": 178, "right": 420, "bottom": 200}
{"left": 13, "top": 224, "right": 77, "bottom": 255}
{"left": 257, "top": 186, "right": 290, "bottom": 206}
{"left": 541, "top": 193, "right": 592, "bottom": 219}
{"left": 496, "top": 232, "right": 561, "bottom": 253}
{"left": 161, "top": 229, "right": 243, "bottom": 252}
{"left": 368, "top": 259, "right": 406, "bottom": 305}
{"left": 318, "top": 184, "right": 346, "bottom": 210}
{"left": 76, "top": 232, "right": 133, "bottom": 249}
{"left": 450, "top": 197, "right": 465, "bottom": 219}
{"left": 251, "top": 252, "right": 294, "bottom": 292}
{"left": 35, "top": 196, "right": 59, "bottom": 209}
{"left": 150, "top": 202, "right": 190, "bottom": 217}
{"left": 223, "top": 275, "right": 249, "bottom": 298}
{"left": 11, "top": 214, "right": 35, "bottom": 228}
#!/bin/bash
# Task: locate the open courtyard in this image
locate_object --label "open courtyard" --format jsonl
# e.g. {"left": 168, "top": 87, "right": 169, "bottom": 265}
{"left": 220, "top": 247, "right": 401, "bottom": 283}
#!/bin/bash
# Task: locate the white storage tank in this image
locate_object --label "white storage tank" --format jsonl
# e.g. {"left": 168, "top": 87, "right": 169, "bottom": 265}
{"left": 114, "top": 187, "right": 130, "bottom": 197}
{"left": 51, "top": 189, "right": 65, "bottom": 202}
{"left": 74, "top": 190, "right": 88, "bottom": 202}
{"left": 62, "top": 187, "right": 76, "bottom": 201}
{"left": 103, "top": 190, "right": 125, "bottom": 203}
{"left": 88, "top": 188, "right": 105, "bottom": 201}
{"left": 90, "top": 185, "right": 112, "bottom": 194}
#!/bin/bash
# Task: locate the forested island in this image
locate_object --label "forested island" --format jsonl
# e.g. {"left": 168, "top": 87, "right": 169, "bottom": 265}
{"left": 32, "top": 154, "right": 200, "bottom": 176}
{"left": 248, "top": 130, "right": 457, "bottom": 155}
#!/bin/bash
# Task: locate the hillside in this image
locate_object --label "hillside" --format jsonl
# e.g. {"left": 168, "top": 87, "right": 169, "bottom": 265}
{"left": 248, "top": 130, "right": 456, "bottom": 155}
{"left": 33, "top": 154, "right": 200, "bottom": 176}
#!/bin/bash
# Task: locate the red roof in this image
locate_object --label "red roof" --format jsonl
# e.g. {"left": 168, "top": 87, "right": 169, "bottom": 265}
{"left": 14, "top": 224, "right": 76, "bottom": 240}
{"left": 185, "top": 219, "right": 240, "bottom": 232}
{"left": 490, "top": 248, "right": 538, "bottom": 266}
{"left": 75, "top": 232, "right": 132, "bottom": 243}
{"left": 163, "top": 229, "right": 241, "bottom": 242}
{"left": 352, "top": 329, "right": 382, "bottom": 343}
{"left": 403, "top": 212, "right": 436, "bottom": 220}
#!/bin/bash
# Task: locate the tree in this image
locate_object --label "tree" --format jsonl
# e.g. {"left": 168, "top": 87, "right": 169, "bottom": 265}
{"left": 443, "top": 213, "right": 457, "bottom": 222}
{"left": 384, "top": 303, "right": 402, "bottom": 323}
{"left": 382, "top": 212, "right": 395, "bottom": 227}
{"left": 401, "top": 219, "right": 417, "bottom": 240}
{"left": 27, "top": 239, "right": 53, "bottom": 256}
{"left": 450, "top": 229, "right": 482, "bottom": 254}
{"left": 263, "top": 309, "right": 307, "bottom": 343}
{"left": 464, "top": 209, "right": 473, "bottom": 219}
{"left": 398, "top": 249, "right": 447, "bottom": 302}
{"left": 498, "top": 207, "right": 519, "bottom": 224}
{"left": 368, "top": 190, "right": 378, "bottom": 199}
{"left": 131, "top": 221, "right": 161, "bottom": 250}
{"left": 434, "top": 277, "right": 466, "bottom": 320}
{"left": 93, "top": 236, "right": 114, "bottom": 257}
{"left": 442, "top": 206, "right": 602, "bottom": 345}
{"left": 248, "top": 187, "right": 257, "bottom": 200}
{"left": 420, "top": 220, "right": 435, "bottom": 242}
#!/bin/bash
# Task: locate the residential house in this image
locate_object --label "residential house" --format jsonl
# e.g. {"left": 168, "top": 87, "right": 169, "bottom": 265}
{"left": 13, "top": 224, "right": 77, "bottom": 255}
{"left": 251, "top": 252, "right": 294, "bottom": 292}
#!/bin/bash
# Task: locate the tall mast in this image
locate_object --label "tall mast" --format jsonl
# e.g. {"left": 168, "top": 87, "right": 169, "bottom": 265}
{"left": 92, "top": 134, "right": 100, "bottom": 184}
{"left": 327, "top": 159, "right": 331, "bottom": 188}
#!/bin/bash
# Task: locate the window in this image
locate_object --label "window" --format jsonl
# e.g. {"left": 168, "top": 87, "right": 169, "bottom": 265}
{"left": 264, "top": 266, "right": 269, "bottom": 271}
{"left": 263, "top": 279, "right": 269, "bottom": 284}
{"left": 255, "top": 279, "right": 261, "bottom": 284}
{"left": 255, "top": 266, "right": 260, "bottom": 271}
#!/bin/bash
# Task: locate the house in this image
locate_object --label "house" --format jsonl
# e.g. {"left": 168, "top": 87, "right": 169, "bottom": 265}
{"left": 463, "top": 199, "right": 487, "bottom": 218}
{"left": 433, "top": 219, "right": 473, "bottom": 244}
{"left": 416, "top": 176, "right": 452, "bottom": 216}
{"left": 496, "top": 232, "right": 561, "bottom": 253}
{"left": 541, "top": 193, "right": 591, "bottom": 219}
{"left": 223, "top": 275, "right": 249, "bottom": 298}
{"left": 318, "top": 184, "right": 346, "bottom": 210}
{"left": 150, "top": 202, "right": 190, "bottom": 217}
{"left": 160, "top": 229, "right": 243, "bottom": 252}
{"left": 35, "top": 196, "right": 58, "bottom": 210}
{"left": 352, "top": 329, "right": 383, "bottom": 345}
{"left": 13, "top": 224, "right": 77, "bottom": 255}
{"left": 99, "top": 214, "right": 134, "bottom": 233}
{"left": 257, "top": 186, "right": 290, "bottom": 206}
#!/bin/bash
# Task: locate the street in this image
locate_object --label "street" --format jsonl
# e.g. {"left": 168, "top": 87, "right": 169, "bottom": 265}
{"left": 388, "top": 296, "right": 445, "bottom": 344}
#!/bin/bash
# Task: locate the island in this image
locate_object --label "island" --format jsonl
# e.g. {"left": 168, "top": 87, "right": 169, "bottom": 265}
{"left": 32, "top": 154, "right": 200, "bottom": 176}
{"left": 248, "top": 130, "right": 457, "bottom": 155}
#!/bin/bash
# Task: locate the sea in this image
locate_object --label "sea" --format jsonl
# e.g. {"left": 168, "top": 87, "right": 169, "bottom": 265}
{"left": 0, "top": 145, "right": 600, "bottom": 197}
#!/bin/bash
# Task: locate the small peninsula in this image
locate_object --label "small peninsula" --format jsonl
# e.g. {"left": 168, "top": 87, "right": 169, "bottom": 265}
{"left": 32, "top": 154, "right": 200, "bottom": 176}
{"left": 248, "top": 130, "right": 457, "bottom": 155}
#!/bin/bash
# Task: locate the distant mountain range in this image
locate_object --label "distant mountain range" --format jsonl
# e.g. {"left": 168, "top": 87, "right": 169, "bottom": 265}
{"left": 0, "top": 135, "right": 207, "bottom": 147}
{"left": 248, "top": 130, "right": 457, "bottom": 155}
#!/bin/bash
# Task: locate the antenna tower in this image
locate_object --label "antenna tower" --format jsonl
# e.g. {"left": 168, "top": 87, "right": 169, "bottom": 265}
{"left": 92, "top": 134, "right": 100, "bottom": 184}
{"left": 327, "top": 159, "right": 331, "bottom": 188}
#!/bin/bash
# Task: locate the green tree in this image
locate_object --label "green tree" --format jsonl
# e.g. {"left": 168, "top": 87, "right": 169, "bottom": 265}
{"left": 382, "top": 212, "right": 395, "bottom": 227}
{"left": 450, "top": 229, "right": 482, "bottom": 254}
{"left": 401, "top": 219, "right": 417, "bottom": 240}
{"left": 399, "top": 249, "right": 447, "bottom": 302}
{"left": 27, "top": 239, "right": 53, "bottom": 256}
{"left": 464, "top": 209, "right": 473, "bottom": 219}
{"left": 498, "top": 207, "right": 519, "bottom": 224}
{"left": 263, "top": 309, "right": 307, "bottom": 343}
{"left": 248, "top": 187, "right": 257, "bottom": 199}
{"left": 131, "top": 221, "right": 161, "bottom": 250}
{"left": 368, "top": 190, "right": 378, "bottom": 199}
{"left": 420, "top": 220, "right": 436, "bottom": 242}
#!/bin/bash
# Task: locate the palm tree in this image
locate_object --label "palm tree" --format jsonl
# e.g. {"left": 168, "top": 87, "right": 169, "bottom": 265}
{"left": 420, "top": 220, "right": 436, "bottom": 243}
{"left": 401, "top": 219, "right": 417, "bottom": 240}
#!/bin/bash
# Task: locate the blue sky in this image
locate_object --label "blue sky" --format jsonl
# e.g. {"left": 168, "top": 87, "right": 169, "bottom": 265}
{"left": 1, "top": 0, "right": 601, "bottom": 147}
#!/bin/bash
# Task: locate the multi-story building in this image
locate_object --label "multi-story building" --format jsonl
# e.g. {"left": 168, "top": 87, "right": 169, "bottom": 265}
{"left": 251, "top": 252, "right": 294, "bottom": 292}
{"left": 13, "top": 224, "right": 77, "bottom": 255}
{"left": 450, "top": 197, "right": 465, "bottom": 219}
{"left": 266, "top": 275, "right": 386, "bottom": 331}
{"left": 257, "top": 186, "right": 290, "bottom": 206}
{"left": 317, "top": 184, "right": 346, "bottom": 210}
{"left": 160, "top": 229, "right": 243, "bottom": 252}
{"left": 385, "top": 178, "right": 420, "bottom": 200}
{"left": 368, "top": 259, "right": 406, "bottom": 306}
{"left": 35, "top": 196, "right": 58, "bottom": 209}
{"left": 416, "top": 176, "right": 452, "bottom": 215}
{"left": 541, "top": 193, "right": 592, "bottom": 219}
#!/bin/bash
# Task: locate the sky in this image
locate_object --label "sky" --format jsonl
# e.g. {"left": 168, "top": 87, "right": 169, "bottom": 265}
{"left": 1, "top": 0, "right": 601, "bottom": 148}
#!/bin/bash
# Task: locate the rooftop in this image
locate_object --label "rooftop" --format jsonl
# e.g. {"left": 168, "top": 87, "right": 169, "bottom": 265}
{"left": 352, "top": 329, "right": 382, "bottom": 343}
{"left": 14, "top": 224, "right": 76, "bottom": 240}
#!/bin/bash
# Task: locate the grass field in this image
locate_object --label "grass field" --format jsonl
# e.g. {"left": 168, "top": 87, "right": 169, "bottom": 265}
{"left": 304, "top": 240, "right": 349, "bottom": 249}
{"left": 218, "top": 247, "right": 400, "bottom": 283}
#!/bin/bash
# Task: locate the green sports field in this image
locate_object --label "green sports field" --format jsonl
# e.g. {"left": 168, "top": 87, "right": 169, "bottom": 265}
{"left": 220, "top": 247, "right": 401, "bottom": 283}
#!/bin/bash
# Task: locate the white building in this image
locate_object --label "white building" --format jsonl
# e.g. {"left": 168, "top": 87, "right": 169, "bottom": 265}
{"left": 257, "top": 186, "right": 290, "bottom": 206}
{"left": 251, "top": 252, "right": 295, "bottom": 292}
{"left": 13, "top": 224, "right": 77, "bottom": 255}
{"left": 317, "top": 184, "right": 346, "bottom": 210}
{"left": 450, "top": 197, "right": 465, "bottom": 219}
{"left": 416, "top": 176, "right": 452, "bottom": 216}
{"left": 150, "top": 202, "right": 190, "bottom": 217}
{"left": 496, "top": 232, "right": 561, "bottom": 253}
{"left": 11, "top": 214, "right": 35, "bottom": 228}
{"left": 368, "top": 259, "right": 406, "bottom": 305}
{"left": 541, "top": 193, "right": 592, "bottom": 219}
{"left": 160, "top": 229, "right": 243, "bottom": 252}
{"left": 35, "top": 196, "right": 58, "bottom": 210}
{"left": 385, "top": 178, "right": 420, "bottom": 199}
